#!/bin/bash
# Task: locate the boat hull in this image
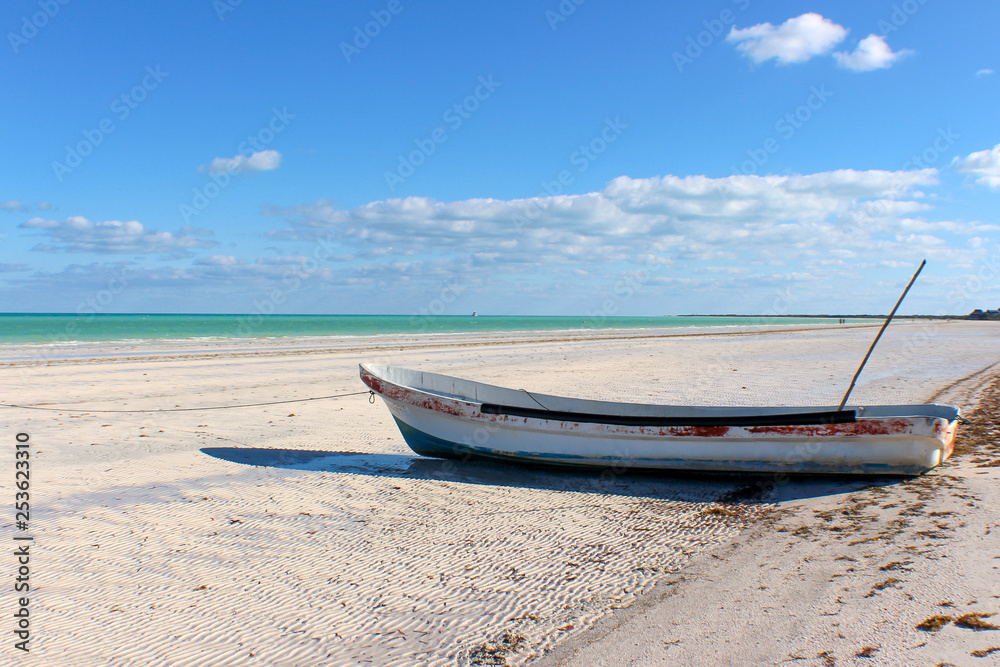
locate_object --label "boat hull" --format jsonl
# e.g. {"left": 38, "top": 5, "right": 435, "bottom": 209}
{"left": 360, "top": 364, "right": 960, "bottom": 475}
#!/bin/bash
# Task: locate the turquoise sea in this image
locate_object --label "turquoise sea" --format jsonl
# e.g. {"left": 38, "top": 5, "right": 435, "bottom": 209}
{"left": 0, "top": 313, "right": 850, "bottom": 345}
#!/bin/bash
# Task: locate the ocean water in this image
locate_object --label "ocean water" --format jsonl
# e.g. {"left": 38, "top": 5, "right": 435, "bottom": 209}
{"left": 0, "top": 313, "right": 848, "bottom": 345}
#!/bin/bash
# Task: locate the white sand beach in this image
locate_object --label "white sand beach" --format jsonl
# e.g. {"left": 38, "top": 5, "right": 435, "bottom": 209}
{"left": 2, "top": 321, "right": 999, "bottom": 666}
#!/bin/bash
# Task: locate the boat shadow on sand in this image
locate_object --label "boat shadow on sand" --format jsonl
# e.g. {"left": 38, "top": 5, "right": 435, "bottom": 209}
{"left": 199, "top": 447, "right": 909, "bottom": 504}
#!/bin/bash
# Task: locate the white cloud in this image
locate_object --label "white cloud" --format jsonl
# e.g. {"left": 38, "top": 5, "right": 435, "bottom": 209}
{"left": 18, "top": 216, "right": 218, "bottom": 255}
{"left": 1, "top": 200, "right": 28, "bottom": 212}
{"left": 954, "top": 143, "right": 1000, "bottom": 189}
{"left": 834, "top": 34, "right": 913, "bottom": 72}
{"left": 727, "top": 13, "right": 847, "bottom": 65}
{"left": 262, "top": 168, "right": 950, "bottom": 277}
{"left": 36, "top": 201, "right": 54, "bottom": 211}
{"left": 976, "top": 69, "right": 994, "bottom": 78}
{"left": 200, "top": 150, "right": 282, "bottom": 175}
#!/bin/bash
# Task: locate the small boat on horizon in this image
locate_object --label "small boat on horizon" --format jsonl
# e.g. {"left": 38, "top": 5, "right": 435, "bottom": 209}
{"left": 360, "top": 363, "right": 960, "bottom": 476}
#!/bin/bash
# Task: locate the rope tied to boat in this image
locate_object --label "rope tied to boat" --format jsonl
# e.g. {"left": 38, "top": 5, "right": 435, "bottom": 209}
{"left": 0, "top": 390, "right": 372, "bottom": 414}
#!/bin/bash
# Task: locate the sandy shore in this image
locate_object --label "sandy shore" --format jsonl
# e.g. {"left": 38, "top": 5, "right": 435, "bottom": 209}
{"left": 2, "top": 321, "right": 999, "bottom": 665}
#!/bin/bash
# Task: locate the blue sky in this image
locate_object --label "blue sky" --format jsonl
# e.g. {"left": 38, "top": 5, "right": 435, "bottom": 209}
{"left": 2, "top": 0, "right": 999, "bottom": 316}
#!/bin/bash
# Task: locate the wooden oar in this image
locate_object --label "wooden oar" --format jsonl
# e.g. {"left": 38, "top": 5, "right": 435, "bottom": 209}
{"left": 838, "top": 259, "right": 927, "bottom": 411}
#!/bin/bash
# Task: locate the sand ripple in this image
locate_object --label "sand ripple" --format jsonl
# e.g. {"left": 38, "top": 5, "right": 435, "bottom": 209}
{"left": 24, "top": 450, "right": 756, "bottom": 666}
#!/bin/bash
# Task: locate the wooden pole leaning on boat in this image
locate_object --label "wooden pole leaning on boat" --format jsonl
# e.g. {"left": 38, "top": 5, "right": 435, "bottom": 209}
{"left": 838, "top": 259, "right": 926, "bottom": 411}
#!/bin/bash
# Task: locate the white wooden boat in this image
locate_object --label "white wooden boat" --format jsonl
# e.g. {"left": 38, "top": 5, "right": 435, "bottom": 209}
{"left": 360, "top": 363, "right": 960, "bottom": 475}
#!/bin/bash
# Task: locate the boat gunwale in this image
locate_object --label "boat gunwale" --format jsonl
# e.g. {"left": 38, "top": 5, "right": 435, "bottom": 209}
{"left": 359, "top": 363, "right": 960, "bottom": 424}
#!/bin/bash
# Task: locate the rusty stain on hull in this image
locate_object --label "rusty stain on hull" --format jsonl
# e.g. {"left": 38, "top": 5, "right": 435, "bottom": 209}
{"left": 746, "top": 419, "right": 914, "bottom": 438}
{"left": 362, "top": 368, "right": 467, "bottom": 417}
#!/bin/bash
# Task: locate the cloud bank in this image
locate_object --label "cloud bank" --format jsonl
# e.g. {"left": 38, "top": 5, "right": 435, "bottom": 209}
{"left": 6, "top": 167, "right": 996, "bottom": 315}
{"left": 19, "top": 217, "right": 217, "bottom": 255}
{"left": 260, "top": 168, "right": 990, "bottom": 280}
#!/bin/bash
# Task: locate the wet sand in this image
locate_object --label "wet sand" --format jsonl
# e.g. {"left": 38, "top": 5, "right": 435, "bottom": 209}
{"left": 1, "top": 321, "right": 998, "bottom": 665}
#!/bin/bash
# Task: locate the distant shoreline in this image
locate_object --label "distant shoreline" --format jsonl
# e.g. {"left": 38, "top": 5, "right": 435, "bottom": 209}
{"left": 0, "top": 312, "right": 973, "bottom": 317}
{"left": 680, "top": 314, "right": 970, "bottom": 319}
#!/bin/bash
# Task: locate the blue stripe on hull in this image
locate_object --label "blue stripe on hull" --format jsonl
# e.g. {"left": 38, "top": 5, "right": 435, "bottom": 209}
{"left": 391, "top": 416, "right": 925, "bottom": 475}
{"left": 393, "top": 416, "right": 475, "bottom": 459}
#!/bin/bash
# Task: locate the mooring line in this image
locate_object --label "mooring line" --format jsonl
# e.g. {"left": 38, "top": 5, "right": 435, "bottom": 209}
{"left": 0, "top": 390, "right": 372, "bottom": 414}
